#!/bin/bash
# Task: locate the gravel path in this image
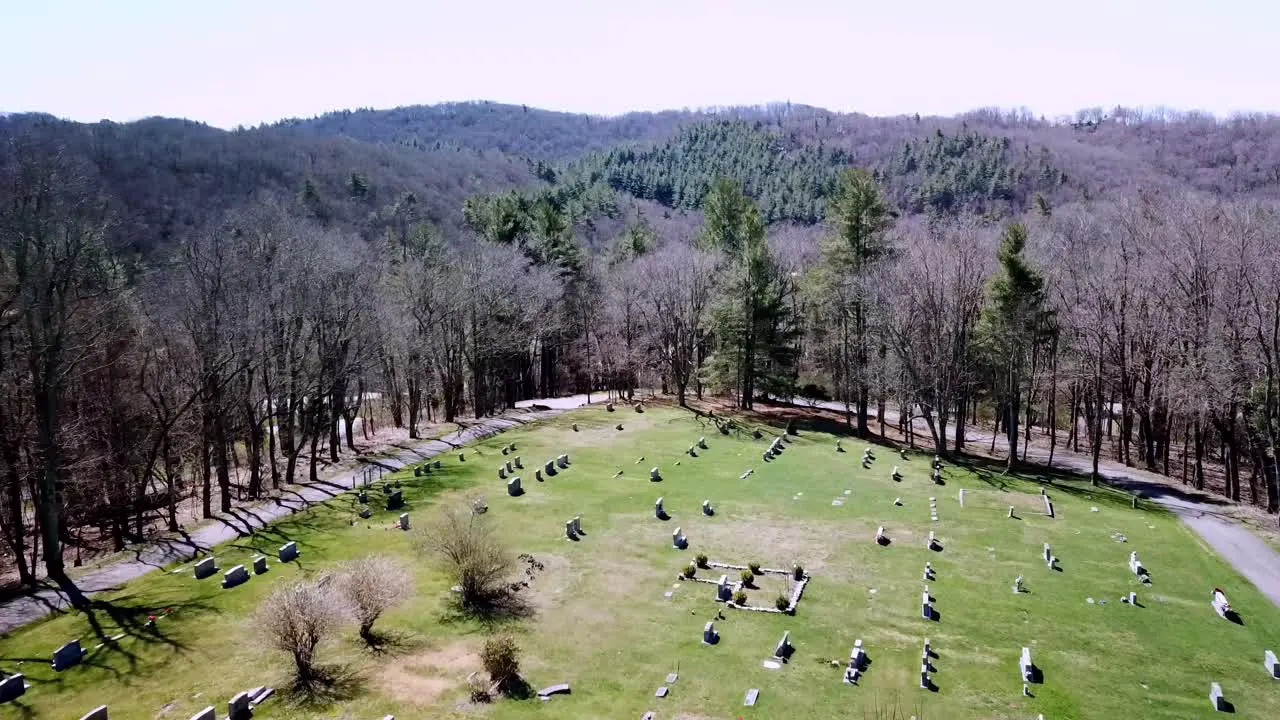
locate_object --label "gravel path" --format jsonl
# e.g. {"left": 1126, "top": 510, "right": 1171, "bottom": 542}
{"left": 0, "top": 409, "right": 560, "bottom": 634}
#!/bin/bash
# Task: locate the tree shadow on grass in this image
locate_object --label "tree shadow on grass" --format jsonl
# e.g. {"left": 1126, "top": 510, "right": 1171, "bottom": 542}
{"left": 287, "top": 663, "right": 367, "bottom": 708}
{"left": 360, "top": 627, "right": 421, "bottom": 657}
{"left": 436, "top": 592, "right": 534, "bottom": 631}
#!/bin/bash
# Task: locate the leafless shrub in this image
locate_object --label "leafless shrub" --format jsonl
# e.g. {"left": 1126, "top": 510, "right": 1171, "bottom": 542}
{"left": 413, "top": 503, "right": 526, "bottom": 615}
{"left": 333, "top": 554, "right": 414, "bottom": 645}
{"left": 480, "top": 633, "right": 522, "bottom": 695}
{"left": 255, "top": 579, "right": 347, "bottom": 688}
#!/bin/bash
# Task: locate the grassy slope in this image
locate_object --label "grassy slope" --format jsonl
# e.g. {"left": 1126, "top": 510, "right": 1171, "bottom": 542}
{"left": 2, "top": 406, "right": 1279, "bottom": 720}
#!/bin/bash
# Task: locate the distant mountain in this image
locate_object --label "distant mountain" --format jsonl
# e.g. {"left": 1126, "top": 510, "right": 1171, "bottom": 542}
{"left": 6, "top": 102, "right": 1280, "bottom": 260}
{"left": 0, "top": 112, "right": 539, "bottom": 257}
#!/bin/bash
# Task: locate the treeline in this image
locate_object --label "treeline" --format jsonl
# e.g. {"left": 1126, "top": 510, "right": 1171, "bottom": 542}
{"left": 6, "top": 104, "right": 1280, "bottom": 594}
{"left": 0, "top": 135, "right": 563, "bottom": 590}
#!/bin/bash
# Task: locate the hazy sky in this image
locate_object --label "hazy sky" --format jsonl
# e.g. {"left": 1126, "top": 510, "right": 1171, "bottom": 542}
{"left": 3, "top": 0, "right": 1277, "bottom": 128}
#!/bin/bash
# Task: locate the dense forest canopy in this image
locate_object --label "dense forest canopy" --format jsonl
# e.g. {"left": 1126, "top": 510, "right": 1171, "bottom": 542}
{"left": 4, "top": 99, "right": 1280, "bottom": 592}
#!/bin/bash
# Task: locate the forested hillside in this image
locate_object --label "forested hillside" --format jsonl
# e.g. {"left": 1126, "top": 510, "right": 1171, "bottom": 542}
{"left": 4, "top": 100, "right": 1280, "bottom": 593}
{"left": 0, "top": 112, "right": 539, "bottom": 256}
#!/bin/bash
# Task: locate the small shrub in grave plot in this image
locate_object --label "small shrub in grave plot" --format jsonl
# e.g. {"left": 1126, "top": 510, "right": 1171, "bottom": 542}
{"left": 736, "top": 572, "right": 794, "bottom": 607}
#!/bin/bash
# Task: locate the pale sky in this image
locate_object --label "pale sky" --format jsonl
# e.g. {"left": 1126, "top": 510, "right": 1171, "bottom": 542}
{"left": 2, "top": 0, "right": 1277, "bottom": 128}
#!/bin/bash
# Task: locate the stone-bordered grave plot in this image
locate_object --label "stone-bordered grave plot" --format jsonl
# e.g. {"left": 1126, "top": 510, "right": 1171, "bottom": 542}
{"left": 674, "top": 559, "right": 810, "bottom": 614}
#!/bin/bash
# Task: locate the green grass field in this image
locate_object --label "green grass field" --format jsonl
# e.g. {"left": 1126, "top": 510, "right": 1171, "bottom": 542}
{"left": 3, "top": 405, "right": 1279, "bottom": 719}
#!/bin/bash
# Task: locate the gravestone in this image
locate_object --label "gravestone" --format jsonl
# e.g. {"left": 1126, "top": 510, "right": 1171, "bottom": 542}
{"left": 607, "top": 402, "right": 615, "bottom": 411}
{"left": 535, "top": 469, "right": 543, "bottom": 481}
{"left": 189, "top": 707, "right": 216, "bottom": 720}
{"left": 698, "top": 437, "right": 708, "bottom": 449}
{"left": 650, "top": 467, "right": 662, "bottom": 481}
{"left": 1130, "top": 551, "right": 1146, "bottom": 577}
{"left": 1210, "top": 682, "right": 1226, "bottom": 711}
{"left": 1020, "top": 647, "right": 1034, "bottom": 682}
{"left": 557, "top": 454, "right": 569, "bottom": 469}
{"left": 434, "top": 459, "right": 441, "bottom": 469}
{"left": 703, "top": 621, "right": 719, "bottom": 644}
{"left": 1013, "top": 575, "right": 1024, "bottom": 593}
{"left": 222, "top": 564, "right": 249, "bottom": 589}
{"left": 504, "top": 460, "right": 513, "bottom": 474}
{"left": 357, "top": 490, "right": 368, "bottom": 504}
{"left": 655, "top": 497, "right": 665, "bottom": 518}
{"left": 572, "top": 516, "right": 583, "bottom": 535}
{"left": 744, "top": 688, "right": 759, "bottom": 706}
{"left": 924, "top": 562, "right": 934, "bottom": 581}
{"left": 1044, "top": 497, "right": 1055, "bottom": 518}
{"left": 507, "top": 477, "right": 523, "bottom": 496}
{"left": 386, "top": 490, "right": 403, "bottom": 510}
{"left": 702, "top": 500, "right": 714, "bottom": 516}
{"left": 919, "top": 666, "right": 930, "bottom": 689}
{"left": 739, "top": 469, "right": 753, "bottom": 479}
{"left": 571, "top": 423, "right": 578, "bottom": 431}
{"left": 502, "top": 444, "right": 510, "bottom": 455}
{"left": 1264, "top": 649, "right": 1278, "bottom": 678}
{"left": 717, "top": 575, "right": 732, "bottom": 602}
{"left": 252, "top": 555, "right": 268, "bottom": 574}
{"left": 635, "top": 402, "right": 644, "bottom": 412}
{"left": 0, "top": 673, "right": 28, "bottom": 703}
{"left": 544, "top": 460, "right": 557, "bottom": 477}
{"left": 194, "top": 557, "right": 217, "bottom": 580}
{"left": 498, "top": 466, "right": 507, "bottom": 480}
{"left": 421, "top": 463, "right": 430, "bottom": 475}
{"left": 927, "top": 531, "right": 938, "bottom": 549}
{"left": 672, "top": 527, "right": 688, "bottom": 550}
{"left": 851, "top": 639, "right": 865, "bottom": 670}
{"left": 279, "top": 541, "right": 299, "bottom": 562}
{"left": 52, "top": 639, "right": 85, "bottom": 671}
{"left": 399, "top": 513, "right": 410, "bottom": 530}
{"left": 414, "top": 467, "right": 422, "bottom": 477}
{"left": 229, "top": 690, "right": 251, "bottom": 719}
{"left": 875, "top": 526, "right": 886, "bottom": 544}
{"left": 458, "top": 452, "right": 465, "bottom": 462}
{"left": 1008, "top": 506, "right": 1015, "bottom": 518}
{"left": 835, "top": 439, "right": 844, "bottom": 452}
{"left": 359, "top": 506, "right": 371, "bottom": 519}
{"left": 1043, "top": 543, "right": 1052, "bottom": 563}
{"left": 1127, "top": 591, "right": 1137, "bottom": 605}
{"left": 654, "top": 686, "right": 668, "bottom": 698}
{"left": 565, "top": 521, "right": 578, "bottom": 541}
{"left": 959, "top": 489, "right": 965, "bottom": 507}
{"left": 80, "top": 705, "right": 109, "bottom": 720}
{"left": 892, "top": 466, "right": 902, "bottom": 481}
{"left": 921, "top": 591, "right": 932, "bottom": 619}
{"left": 773, "top": 631, "right": 792, "bottom": 659}
{"left": 512, "top": 455, "right": 522, "bottom": 468}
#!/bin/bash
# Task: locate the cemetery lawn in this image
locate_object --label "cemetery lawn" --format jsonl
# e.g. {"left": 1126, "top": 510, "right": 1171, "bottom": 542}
{"left": 4, "top": 405, "right": 1280, "bottom": 720}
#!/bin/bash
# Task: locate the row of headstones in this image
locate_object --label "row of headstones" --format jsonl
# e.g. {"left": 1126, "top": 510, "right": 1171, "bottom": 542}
{"left": 192, "top": 541, "right": 299, "bottom": 589}
{"left": 411, "top": 459, "right": 443, "bottom": 476}
{"left": 654, "top": 496, "right": 713, "bottom": 520}
{"left": 1, "top": 671, "right": 275, "bottom": 717}
{"left": 873, "top": 526, "right": 941, "bottom": 550}
{"left": 686, "top": 436, "right": 709, "bottom": 456}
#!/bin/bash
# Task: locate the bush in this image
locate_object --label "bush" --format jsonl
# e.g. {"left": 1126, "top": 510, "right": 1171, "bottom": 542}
{"left": 793, "top": 563, "right": 804, "bottom": 580}
{"left": 695, "top": 553, "right": 708, "bottom": 568}
{"left": 740, "top": 569, "right": 754, "bottom": 586}
{"left": 748, "top": 562, "right": 762, "bottom": 575}
{"left": 733, "top": 589, "right": 748, "bottom": 605}
{"left": 775, "top": 594, "right": 790, "bottom": 611}
{"left": 683, "top": 563, "right": 697, "bottom": 579}
{"left": 254, "top": 580, "right": 346, "bottom": 688}
{"left": 480, "top": 633, "right": 521, "bottom": 695}
{"left": 414, "top": 503, "right": 520, "bottom": 614}
{"left": 333, "top": 554, "right": 414, "bottom": 644}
